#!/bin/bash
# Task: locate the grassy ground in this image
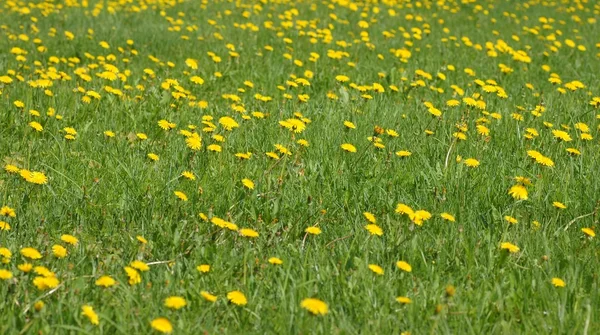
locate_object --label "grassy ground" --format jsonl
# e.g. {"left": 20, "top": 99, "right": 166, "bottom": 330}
{"left": 1, "top": 0, "right": 600, "bottom": 333}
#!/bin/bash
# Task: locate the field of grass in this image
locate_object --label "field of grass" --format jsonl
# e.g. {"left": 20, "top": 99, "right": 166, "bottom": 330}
{"left": 1, "top": 0, "right": 600, "bottom": 333}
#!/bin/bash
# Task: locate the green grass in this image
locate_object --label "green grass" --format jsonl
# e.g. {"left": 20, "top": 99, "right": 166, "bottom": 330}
{"left": 1, "top": 0, "right": 600, "bottom": 333}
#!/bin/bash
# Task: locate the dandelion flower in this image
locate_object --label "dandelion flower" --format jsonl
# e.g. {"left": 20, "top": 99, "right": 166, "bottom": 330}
{"left": 582, "top": 228, "right": 595, "bottom": 237}
{"left": 301, "top": 298, "right": 328, "bottom": 315}
{"left": 551, "top": 277, "right": 566, "bottom": 287}
{"left": 305, "top": 226, "right": 322, "bottom": 235}
{"left": 364, "top": 224, "right": 383, "bottom": 236}
{"left": 130, "top": 260, "right": 150, "bottom": 272}
{"left": 0, "top": 269, "right": 13, "bottom": 280}
{"left": 95, "top": 275, "right": 116, "bottom": 287}
{"left": 363, "top": 212, "right": 376, "bottom": 223}
{"left": 242, "top": 179, "right": 254, "bottom": 190}
{"left": 151, "top": 318, "right": 173, "bottom": 334}
{"left": 201, "top": 291, "right": 217, "bottom": 302}
{"left": 268, "top": 257, "right": 283, "bottom": 265}
{"left": 52, "top": 245, "right": 67, "bottom": 258}
{"left": 124, "top": 266, "right": 141, "bottom": 285}
{"left": 21, "top": 247, "right": 42, "bottom": 260}
{"left": 164, "top": 296, "right": 187, "bottom": 310}
{"left": 440, "top": 213, "right": 456, "bottom": 222}
{"left": 553, "top": 202, "right": 567, "bottom": 209}
{"left": 227, "top": 290, "right": 247, "bottom": 306}
{"left": 396, "top": 296, "right": 412, "bottom": 304}
{"left": 61, "top": 234, "right": 78, "bottom": 246}
{"left": 396, "top": 261, "right": 412, "bottom": 272}
{"left": 81, "top": 305, "right": 99, "bottom": 325}
{"left": 181, "top": 171, "right": 195, "bottom": 180}
{"left": 0, "top": 221, "right": 11, "bottom": 231}
{"left": 500, "top": 242, "right": 520, "bottom": 253}
{"left": 368, "top": 264, "right": 384, "bottom": 275}
{"left": 504, "top": 216, "right": 518, "bottom": 224}
{"left": 341, "top": 143, "right": 357, "bottom": 153}
{"left": 197, "top": 264, "right": 210, "bottom": 273}
{"left": 240, "top": 228, "right": 259, "bottom": 238}
{"left": 508, "top": 184, "right": 528, "bottom": 200}
{"left": 174, "top": 191, "right": 188, "bottom": 202}
{"left": 464, "top": 158, "right": 480, "bottom": 167}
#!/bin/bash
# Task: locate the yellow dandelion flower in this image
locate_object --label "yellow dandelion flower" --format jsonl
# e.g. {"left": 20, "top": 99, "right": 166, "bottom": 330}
{"left": 81, "top": 305, "right": 99, "bottom": 325}
{"left": 164, "top": 296, "right": 187, "bottom": 310}
{"left": 440, "top": 213, "right": 456, "bottom": 222}
{"left": 368, "top": 264, "right": 384, "bottom": 275}
{"left": 52, "top": 245, "right": 67, "bottom": 258}
{"left": 268, "top": 257, "right": 283, "bottom": 265}
{"left": 551, "top": 277, "right": 566, "bottom": 287}
{"left": 500, "top": 242, "right": 520, "bottom": 253}
{"left": 95, "top": 275, "right": 116, "bottom": 287}
{"left": 301, "top": 298, "right": 328, "bottom": 315}
{"left": 364, "top": 224, "right": 383, "bottom": 236}
{"left": 151, "top": 318, "right": 173, "bottom": 334}
{"left": 227, "top": 290, "right": 247, "bottom": 306}
{"left": 396, "top": 261, "right": 412, "bottom": 272}
{"left": 197, "top": 264, "right": 210, "bottom": 273}
{"left": 341, "top": 143, "right": 357, "bottom": 153}
{"left": 582, "top": 228, "right": 595, "bottom": 238}
{"left": 396, "top": 296, "right": 412, "bottom": 304}
{"left": 305, "top": 226, "right": 322, "bottom": 235}
{"left": 21, "top": 247, "right": 42, "bottom": 260}
{"left": 60, "top": 234, "right": 78, "bottom": 246}
{"left": 242, "top": 178, "right": 254, "bottom": 190}
{"left": 201, "top": 291, "right": 217, "bottom": 302}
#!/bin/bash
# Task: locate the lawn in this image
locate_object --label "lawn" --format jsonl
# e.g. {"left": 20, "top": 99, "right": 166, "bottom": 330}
{"left": 1, "top": 0, "right": 600, "bottom": 333}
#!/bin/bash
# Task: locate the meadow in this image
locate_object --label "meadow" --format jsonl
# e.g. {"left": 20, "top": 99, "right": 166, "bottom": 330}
{"left": 1, "top": 0, "right": 600, "bottom": 333}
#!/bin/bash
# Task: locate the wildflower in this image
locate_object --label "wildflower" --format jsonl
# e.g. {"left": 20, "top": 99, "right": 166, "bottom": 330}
{"left": 396, "top": 150, "right": 412, "bottom": 157}
{"left": 396, "top": 261, "right": 412, "bottom": 272}
{"left": 52, "top": 245, "right": 67, "bottom": 258}
{"left": 219, "top": 116, "right": 239, "bottom": 130}
{"left": 164, "top": 296, "right": 187, "bottom": 310}
{"left": 151, "top": 318, "right": 173, "bottom": 334}
{"left": 185, "top": 134, "right": 202, "bottom": 150}
{"left": 0, "top": 269, "right": 12, "bottom": 280}
{"left": 227, "top": 290, "right": 247, "bottom": 306}
{"left": 552, "top": 130, "right": 572, "bottom": 142}
{"left": 33, "top": 276, "right": 60, "bottom": 290}
{"left": 344, "top": 121, "right": 356, "bottom": 129}
{"left": 181, "top": 171, "right": 195, "bottom": 180}
{"left": 242, "top": 179, "right": 254, "bottom": 190}
{"left": 440, "top": 213, "right": 456, "bottom": 222}
{"left": 18, "top": 263, "right": 32, "bottom": 272}
{"left": 201, "top": 291, "right": 217, "bottom": 302}
{"left": 61, "top": 234, "right": 78, "bottom": 246}
{"left": 197, "top": 264, "right": 210, "bottom": 273}
{"left": 396, "top": 296, "right": 412, "bottom": 304}
{"left": 464, "top": 158, "right": 480, "bottom": 167}
{"left": 508, "top": 184, "right": 528, "bottom": 200}
{"left": 21, "top": 247, "right": 42, "bottom": 260}
{"left": 34, "top": 301, "right": 45, "bottom": 311}
{"left": 301, "top": 298, "right": 328, "bottom": 315}
{"left": 174, "top": 191, "right": 188, "bottom": 201}
{"left": 364, "top": 224, "right": 383, "bottom": 236}
{"left": 341, "top": 143, "right": 357, "bottom": 153}
{"left": 0, "top": 206, "right": 16, "bottom": 217}
{"left": 81, "top": 305, "right": 99, "bottom": 325}
{"left": 147, "top": 153, "right": 159, "bottom": 161}
{"left": 500, "top": 242, "right": 520, "bottom": 253}
{"left": 29, "top": 121, "right": 43, "bottom": 132}
{"left": 504, "top": 216, "right": 518, "bottom": 224}
{"left": 0, "top": 221, "right": 10, "bottom": 231}
{"left": 124, "top": 266, "right": 141, "bottom": 285}
{"left": 136, "top": 236, "right": 148, "bottom": 244}
{"left": 240, "top": 228, "right": 259, "bottom": 238}
{"left": 130, "top": 260, "right": 150, "bottom": 272}
{"left": 551, "top": 278, "right": 566, "bottom": 287}
{"left": 582, "top": 228, "right": 595, "bottom": 238}
{"left": 368, "top": 264, "right": 384, "bottom": 275}
{"left": 268, "top": 257, "right": 283, "bottom": 265}
{"left": 95, "top": 276, "right": 116, "bottom": 287}
{"left": 553, "top": 202, "right": 567, "bottom": 209}
{"left": 305, "top": 226, "right": 322, "bottom": 235}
